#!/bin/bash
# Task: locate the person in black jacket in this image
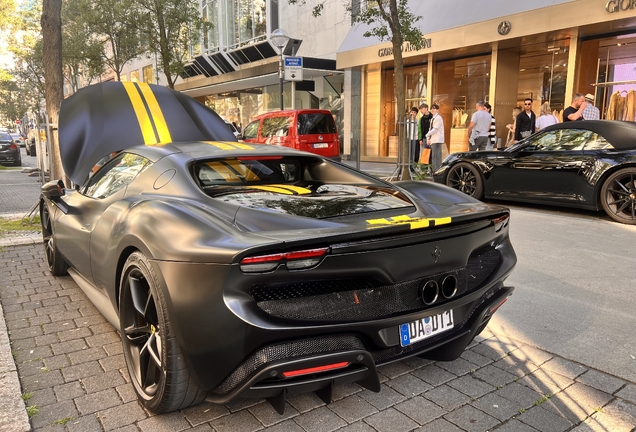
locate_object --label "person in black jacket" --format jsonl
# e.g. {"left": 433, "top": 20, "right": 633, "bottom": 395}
{"left": 418, "top": 103, "right": 433, "bottom": 163}
{"left": 514, "top": 98, "right": 536, "bottom": 142}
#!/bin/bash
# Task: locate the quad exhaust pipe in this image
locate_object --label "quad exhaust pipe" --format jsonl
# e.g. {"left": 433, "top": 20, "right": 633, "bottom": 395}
{"left": 419, "top": 275, "right": 458, "bottom": 305}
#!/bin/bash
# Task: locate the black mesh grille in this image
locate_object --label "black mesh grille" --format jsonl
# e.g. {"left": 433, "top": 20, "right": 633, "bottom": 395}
{"left": 213, "top": 335, "right": 365, "bottom": 394}
{"left": 251, "top": 247, "right": 500, "bottom": 322}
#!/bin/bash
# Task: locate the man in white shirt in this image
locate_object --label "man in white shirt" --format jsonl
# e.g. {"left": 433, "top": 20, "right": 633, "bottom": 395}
{"left": 467, "top": 101, "right": 492, "bottom": 151}
{"left": 582, "top": 93, "right": 600, "bottom": 120}
{"left": 425, "top": 104, "right": 445, "bottom": 171}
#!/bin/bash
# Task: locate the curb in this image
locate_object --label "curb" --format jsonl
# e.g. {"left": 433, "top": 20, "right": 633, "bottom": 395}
{"left": 0, "top": 237, "right": 40, "bottom": 248}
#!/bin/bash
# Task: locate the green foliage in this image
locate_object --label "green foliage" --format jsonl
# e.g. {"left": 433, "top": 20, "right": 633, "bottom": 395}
{"left": 21, "top": 392, "right": 34, "bottom": 401}
{"left": 53, "top": 417, "right": 74, "bottom": 425}
{"left": 0, "top": 216, "right": 42, "bottom": 236}
{"left": 533, "top": 393, "right": 553, "bottom": 406}
{"left": 26, "top": 405, "right": 38, "bottom": 418}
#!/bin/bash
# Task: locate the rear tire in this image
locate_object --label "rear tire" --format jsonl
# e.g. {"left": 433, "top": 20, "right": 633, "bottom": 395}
{"left": 445, "top": 162, "right": 484, "bottom": 199}
{"left": 119, "top": 252, "right": 205, "bottom": 413}
{"left": 600, "top": 168, "right": 636, "bottom": 225}
{"left": 40, "top": 203, "right": 68, "bottom": 276}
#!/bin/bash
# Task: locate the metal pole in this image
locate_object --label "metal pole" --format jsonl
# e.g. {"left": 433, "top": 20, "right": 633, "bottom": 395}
{"left": 279, "top": 53, "right": 284, "bottom": 110}
{"left": 291, "top": 81, "right": 296, "bottom": 109}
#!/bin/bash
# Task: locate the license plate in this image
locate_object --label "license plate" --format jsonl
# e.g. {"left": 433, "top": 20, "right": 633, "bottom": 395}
{"left": 399, "top": 310, "right": 454, "bottom": 347}
{"left": 313, "top": 143, "right": 328, "bottom": 148}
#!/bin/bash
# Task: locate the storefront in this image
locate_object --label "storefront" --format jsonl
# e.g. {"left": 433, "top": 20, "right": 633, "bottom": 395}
{"left": 337, "top": 0, "right": 636, "bottom": 161}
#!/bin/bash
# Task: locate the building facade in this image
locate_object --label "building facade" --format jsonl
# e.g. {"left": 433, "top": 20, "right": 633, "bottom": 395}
{"left": 338, "top": 0, "right": 636, "bottom": 161}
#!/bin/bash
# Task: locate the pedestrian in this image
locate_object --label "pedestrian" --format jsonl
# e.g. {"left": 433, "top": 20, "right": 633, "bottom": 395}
{"left": 425, "top": 104, "right": 445, "bottom": 171}
{"left": 467, "top": 100, "right": 491, "bottom": 151}
{"left": 535, "top": 102, "right": 559, "bottom": 131}
{"left": 563, "top": 93, "right": 586, "bottom": 122}
{"left": 582, "top": 93, "right": 600, "bottom": 120}
{"left": 505, "top": 107, "right": 522, "bottom": 147}
{"left": 418, "top": 103, "right": 433, "bottom": 164}
{"left": 484, "top": 102, "right": 496, "bottom": 150}
{"left": 514, "top": 98, "right": 536, "bottom": 141}
{"left": 406, "top": 107, "right": 420, "bottom": 167}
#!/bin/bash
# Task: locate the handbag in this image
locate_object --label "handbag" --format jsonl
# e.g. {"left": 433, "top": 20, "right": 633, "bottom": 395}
{"left": 420, "top": 147, "right": 431, "bottom": 164}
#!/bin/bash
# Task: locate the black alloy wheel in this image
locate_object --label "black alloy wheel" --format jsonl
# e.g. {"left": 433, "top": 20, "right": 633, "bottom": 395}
{"left": 446, "top": 162, "right": 484, "bottom": 199}
{"left": 40, "top": 202, "right": 68, "bottom": 276}
{"left": 119, "top": 252, "right": 204, "bottom": 413}
{"left": 600, "top": 168, "right": 636, "bottom": 225}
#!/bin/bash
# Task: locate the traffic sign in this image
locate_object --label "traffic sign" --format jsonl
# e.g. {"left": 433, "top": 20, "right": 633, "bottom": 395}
{"left": 15, "top": 119, "right": 20, "bottom": 124}
{"left": 284, "top": 56, "right": 303, "bottom": 82}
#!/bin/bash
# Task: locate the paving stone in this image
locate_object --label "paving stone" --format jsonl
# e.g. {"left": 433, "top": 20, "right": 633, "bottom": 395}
{"left": 17, "top": 357, "right": 46, "bottom": 377}
{"left": 492, "top": 419, "right": 539, "bottom": 432}
{"left": 97, "top": 401, "right": 147, "bottom": 431}
{"left": 616, "top": 384, "right": 636, "bottom": 405}
{"left": 444, "top": 404, "right": 500, "bottom": 432}
{"left": 401, "top": 356, "right": 433, "bottom": 369}
{"left": 263, "top": 419, "right": 305, "bottom": 432}
{"left": 85, "top": 331, "right": 120, "bottom": 348}
{"left": 49, "top": 310, "right": 83, "bottom": 322}
{"left": 51, "top": 339, "right": 88, "bottom": 356}
{"left": 225, "top": 397, "right": 264, "bottom": 413}
{"left": 364, "top": 407, "right": 418, "bottom": 432}
{"left": 581, "top": 399, "right": 636, "bottom": 432}
{"left": 377, "top": 361, "right": 413, "bottom": 379}
{"left": 35, "top": 334, "right": 60, "bottom": 346}
{"left": 331, "top": 382, "right": 362, "bottom": 401}
{"left": 43, "top": 321, "right": 76, "bottom": 335}
{"left": 66, "top": 414, "right": 103, "bottom": 432}
{"left": 470, "top": 392, "right": 522, "bottom": 421}
{"left": 541, "top": 357, "right": 587, "bottom": 380}
{"left": 516, "top": 368, "right": 575, "bottom": 394}
{"left": 423, "top": 384, "right": 471, "bottom": 410}
{"left": 385, "top": 372, "right": 433, "bottom": 396}
{"left": 411, "top": 364, "right": 456, "bottom": 386}
{"left": 413, "top": 418, "right": 464, "bottom": 432}
{"left": 56, "top": 326, "right": 91, "bottom": 343}
{"left": 75, "top": 388, "right": 122, "bottom": 415}
{"left": 576, "top": 369, "right": 626, "bottom": 394}
{"left": 293, "top": 406, "right": 347, "bottom": 432}
{"left": 27, "top": 387, "right": 57, "bottom": 408}
{"left": 470, "top": 339, "right": 514, "bottom": 361}
{"left": 103, "top": 342, "right": 124, "bottom": 356}
{"left": 54, "top": 381, "right": 85, "bottom": 402}
{"left": 286, "top": 392, "right": 325, "bottom": 414}
{"left": 510, "top": 345, "right": 554, "bottom": 366}
{"left": 248, "top": 401, "right": 298, "bottom": 427}
{"left": 517, "top": 406, "right": 573, "bottom": 432}
{"left": 561, "top": 382, "right": 614, "bottom": 412}
{"left": 8, "top": 325, "right": 43, "bottom": 340}
{"left": 328, "top": 395, "right": 378, "bottom": 423}
{"left": 21, "top": 368, "right": 65, "bottom": 391}
{"left": 29, "top": 400, "right": 79, "bottom": 430}
{"left": 492, "top": 353, "right": 539, "bottom": 378}
{"left": 68, "top": 347, "right": 107, "bottom": 365}
{"left": 80, "top": 369, "right": 125, "bottom": 393}
{"left": 359, "top": 384, "right": 406, "bottom": 410}
{"left": 447, "top": 374, "right": 496, "bottom": 399}
{"left": 74, "top": 315, "right": 108, "bottom": 327}
{"left": 89, "top": 323, "right": 117, "bottom": 335}
{"left": 470, "top": 365, "right": 517, "bottom": 388}
{"left": 61, "top": 360, "right": 103, "bottom": 381}
{"left": 99, "top": 353, "right": 126, "bottom": 372}
{"left": 460, "top": 349, "right": 494, "bottom": 367}
{"left": 138, "top": 412, "right": 193, "bottom": 432}
{"left": 182, "top": 401, "right": 230, "bottom": 426}
{"left": 436, "top": 358, "right": 478, "bottom": 377}
{"left": 394, "top": 396, "right": 446, "bottom": 425}
{"left": 496, "top": 382, "right": 544, "bottom": 408}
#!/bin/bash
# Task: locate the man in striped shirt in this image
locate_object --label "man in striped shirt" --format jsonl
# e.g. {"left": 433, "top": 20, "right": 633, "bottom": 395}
{"left": 485, "top": 102, "right": 496, "bottom": 150}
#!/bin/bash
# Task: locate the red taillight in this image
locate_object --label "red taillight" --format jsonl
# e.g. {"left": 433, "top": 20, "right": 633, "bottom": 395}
{"left": 282, "top": 362, "right": 349, "bottom": 378}
{"left": 240, "top": 247, "right": 328, "bottom": 273}
{"left": 10, "top": 143, "right": 18, "bottom": 150}
{"left": 492, "top": 214, "right": 509, "bottom": 232}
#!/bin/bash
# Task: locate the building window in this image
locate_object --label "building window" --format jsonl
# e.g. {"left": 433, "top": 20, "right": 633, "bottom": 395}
{"left": 130, "top": 70, "right": 140, "bottom": 82}
{"left": 143, "top": 65, "right": 154, "bottom": 84}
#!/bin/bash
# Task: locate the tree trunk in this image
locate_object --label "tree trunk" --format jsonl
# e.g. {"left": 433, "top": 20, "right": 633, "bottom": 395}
{"left": 41, "top": 0, "right": 65, "bottom": 182}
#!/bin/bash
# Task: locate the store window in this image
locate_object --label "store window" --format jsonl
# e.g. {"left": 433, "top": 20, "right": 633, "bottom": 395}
{"left": 142, "top": 65, "right": 154, "bottom": 84}
{"left": 434, "top": 55, "right": 491, "bottom": 153}
{"left": 130, "top": 70, "right": 139, "bottom": 82}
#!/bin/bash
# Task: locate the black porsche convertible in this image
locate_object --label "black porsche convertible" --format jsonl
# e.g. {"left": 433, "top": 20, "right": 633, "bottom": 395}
{"left": 40, "top": 82, "right": 516, "bottom": 414}
{"left": 434, "top": 121, "right": 636, "bottom": 224}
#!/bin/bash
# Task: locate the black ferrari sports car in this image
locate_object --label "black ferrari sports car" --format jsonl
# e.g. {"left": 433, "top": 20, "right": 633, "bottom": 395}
{"left": 40, "top": 82, "right": 516, "bottom": 414}
{"left": 434, "top": 121, "right": 636, "bottom": 224}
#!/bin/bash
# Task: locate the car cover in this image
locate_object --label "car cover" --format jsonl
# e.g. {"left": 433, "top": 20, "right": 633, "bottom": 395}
{"left": 59, "top": 82, "right": 236, "bottom": 184}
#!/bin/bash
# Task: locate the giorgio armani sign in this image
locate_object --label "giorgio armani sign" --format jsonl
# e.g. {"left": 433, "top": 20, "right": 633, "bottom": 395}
{"left": 606, "top": 0, "right": 636, "bottom": 12}
{"left": 378, "top": 39, "right": 432, "bottom": 57}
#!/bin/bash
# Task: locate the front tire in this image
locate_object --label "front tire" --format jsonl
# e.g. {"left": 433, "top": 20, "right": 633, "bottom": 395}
{"left": 40, "top": 203, "right": 68, "bottom": 276}
{"left": 600, "top": 168, "right": 636, "bottom": 225}
{"left": 119, "top": 252, "right": 204, "bottom": 413}
{"left": 446, "top": 162, "right": 484, "bottom": 199}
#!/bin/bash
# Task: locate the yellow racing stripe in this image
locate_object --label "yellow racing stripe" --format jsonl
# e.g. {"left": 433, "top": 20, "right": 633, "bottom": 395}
{"left": 122, "top": 82, "right": 156, "bottom": 145}
{"left": 137, "top": 82, "right": 172, "bottom": 143}
{"left": 250, "top": 186, "right": 294, "bottom": 194}
{"left": 366, "top": 215, "right": 452, "bottom": 230}
{"left": 230, "top": 142, "right": 255, "bottom": 150}
{"left": 203, "top": 141, "right": 240, "bottom": 150}
{"left": 267, "top": 184, "right": 312, "bottom": 195}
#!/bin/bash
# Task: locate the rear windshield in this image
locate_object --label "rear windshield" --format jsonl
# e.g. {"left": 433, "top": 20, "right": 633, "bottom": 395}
{"left": 297, "top": 114, "right": 336, "bottom": 135}
{"left": 0, "top": 133, "right": 11, "bottom": 141}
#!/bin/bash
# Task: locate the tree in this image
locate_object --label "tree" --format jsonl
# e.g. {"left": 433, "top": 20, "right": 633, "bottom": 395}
{"left": 289, "top": 0, "right": 424, "bottom": 180}
{"left": 137, "top": 0, "right": 207, "bottom": 88}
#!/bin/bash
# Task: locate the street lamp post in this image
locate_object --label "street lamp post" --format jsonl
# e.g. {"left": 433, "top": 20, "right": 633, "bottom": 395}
{"left": 270, "top": 29, "right": 290, "bottom": 111}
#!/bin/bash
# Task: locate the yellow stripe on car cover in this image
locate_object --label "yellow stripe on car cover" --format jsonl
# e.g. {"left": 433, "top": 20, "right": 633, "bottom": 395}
{"left": 267, "top": 185, "right": 312, "bottom": 195}
{"left": 366, "top": 215, "right": 452, "bottom": 230}
{"left": 123, "top": 82, "right": 157, "bottom": 145}
{"left": 251, "top": 186, "right": 294, "bottom": 194}
{"left": 231, "top": 142, "right": 254, "bottom": 150}
{"left": 137, "top": 82, "right": 172, "bottom": 143}
{"left": 203, "top": 141, "right": 240, "bottom": 150}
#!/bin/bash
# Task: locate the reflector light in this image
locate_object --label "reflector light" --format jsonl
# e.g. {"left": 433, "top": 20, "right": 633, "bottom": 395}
{"left": 10, "top": 143, "right": 18, "bottom": 150}
{"left": 492, "top": 214, "right": 510, "bottom": 232}
{"left": 282, "top": 361, "right": 349, "bottom": 378}
{"left": 240, "top": 247, "right": 328, "bottom": 273}
{"left": 489, "top": 298, "right": 508, "bottom": 314}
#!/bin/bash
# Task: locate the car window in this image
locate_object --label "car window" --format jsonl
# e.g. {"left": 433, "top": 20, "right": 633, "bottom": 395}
{"left": 584, "top": 133, "right": 614, "bottom": 150}
{"left": 83, "top": 153, "right": 151, "bottom": 199}
{"left": 242, "top": 121, "right": 259, "bottom": 139}
{"left": 522, "top": 129, "right": 591, "bottom": 152}
{"left": 0, "top": 133, "right": 11, "bottom": 141}
{"left": 196, "top": 158, "right": 299, "bottom": 186}
{"left": 262, "top": 117, "right": 291, "bottom": 137}
{"left": 297, "top": 113, "right": 336, "bottom": 135}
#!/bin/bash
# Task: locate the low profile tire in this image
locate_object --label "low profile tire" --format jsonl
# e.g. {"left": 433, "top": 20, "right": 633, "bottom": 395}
{"left": 445, "top": 162, "right": 484, "bottom": 199}
{"left": 600, "top": 168, "right": 636, "bottom": 225}
{"left": 40, "top": 203, "right": 68, "bottom": 276}
{"left": 119, "top": 252, "right": 205, "bottom": 413}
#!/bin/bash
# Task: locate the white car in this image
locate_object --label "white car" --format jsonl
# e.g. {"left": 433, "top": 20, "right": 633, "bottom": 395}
{"left": 10, "top": 133, "right": 25, "bottom": 147}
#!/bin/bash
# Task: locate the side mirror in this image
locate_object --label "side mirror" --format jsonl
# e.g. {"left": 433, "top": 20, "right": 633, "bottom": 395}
{"left": 41, "top": 180, "right": 66, "bottom": 201}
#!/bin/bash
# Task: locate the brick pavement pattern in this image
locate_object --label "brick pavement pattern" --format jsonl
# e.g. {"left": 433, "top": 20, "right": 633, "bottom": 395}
{"left": 1, "top": 243, "right": 635, "bottom": 431}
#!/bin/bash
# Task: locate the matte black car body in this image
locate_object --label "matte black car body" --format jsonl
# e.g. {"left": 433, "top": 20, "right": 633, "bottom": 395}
{"left": 0, "top": 132, "right": 21, "bottom": 166}
{"left": 41, "top": 82, "right": 517, "bottom": 414}
{"left": 434, "top": 121, "right": 636, "bottom": 224}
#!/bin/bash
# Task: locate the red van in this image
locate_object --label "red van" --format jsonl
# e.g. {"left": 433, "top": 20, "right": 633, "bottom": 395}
{"left": 242, "top": 109, "right": 341, "bottom": 160}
